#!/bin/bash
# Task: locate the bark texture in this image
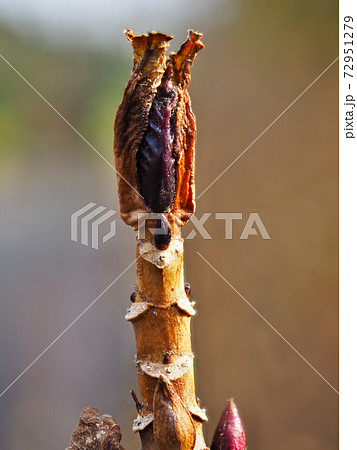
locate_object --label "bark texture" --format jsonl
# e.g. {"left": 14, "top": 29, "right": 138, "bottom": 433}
{"left": 126, "top": 237, "right": 208, "bottom": 449}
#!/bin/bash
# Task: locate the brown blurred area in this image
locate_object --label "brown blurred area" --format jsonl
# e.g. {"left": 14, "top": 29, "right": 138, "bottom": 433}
{"left": 0, "top": 1, "right": 338, "bottom": 449}
{"left": 188, "top": 2, "right": 338, "bottom": 448}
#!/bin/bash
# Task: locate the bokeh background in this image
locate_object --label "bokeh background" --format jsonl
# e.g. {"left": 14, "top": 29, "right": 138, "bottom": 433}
{"left": 0, "top": 1, "right": 338, "bottom": 448}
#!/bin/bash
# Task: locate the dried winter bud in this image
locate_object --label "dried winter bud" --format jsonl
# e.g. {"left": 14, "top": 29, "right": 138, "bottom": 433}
{"left": 136, "top": 66, "right": 178, "bottom": 213}
{"left": 211, "top": 400, "right": 246, "bottom": 450}
{"left": 153, "top": 375, "right": 196, "bottom": 450}
{"left": 114, "top": 29, "right": 204, "bottom": 229}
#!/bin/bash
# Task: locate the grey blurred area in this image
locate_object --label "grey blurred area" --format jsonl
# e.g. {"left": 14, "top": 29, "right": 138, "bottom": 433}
{"left": 0, "top": 1, "right": 338, "bottom": 449}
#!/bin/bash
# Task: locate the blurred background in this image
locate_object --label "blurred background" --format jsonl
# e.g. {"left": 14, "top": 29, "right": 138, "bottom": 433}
{"left": 0, "top": 1, "right": 338, "bottom": 448}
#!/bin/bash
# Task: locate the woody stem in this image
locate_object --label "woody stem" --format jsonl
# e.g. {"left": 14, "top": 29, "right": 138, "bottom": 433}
{"left": 125, "top": 231, "right": 207, "bottom": 449}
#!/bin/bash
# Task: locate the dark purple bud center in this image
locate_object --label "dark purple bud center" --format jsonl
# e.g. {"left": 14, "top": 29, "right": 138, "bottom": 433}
{"left": 136, "top": 66, "right": 178, "bottom": 213}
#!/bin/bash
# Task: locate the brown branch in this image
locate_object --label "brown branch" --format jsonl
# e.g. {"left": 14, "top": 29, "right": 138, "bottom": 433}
{"left": 127, "top": 236, "right": 207, "bottom": 449}
{"left": 68, "top": 28, "right": 248, "bottom": 450}
{"left": 113, "top": 29, "right": 206, "bottom": 449}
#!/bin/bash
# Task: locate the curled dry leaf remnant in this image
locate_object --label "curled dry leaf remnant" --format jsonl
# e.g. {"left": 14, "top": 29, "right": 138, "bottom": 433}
{"left": 67, "top": 407, "right": 123, "bottom": 450}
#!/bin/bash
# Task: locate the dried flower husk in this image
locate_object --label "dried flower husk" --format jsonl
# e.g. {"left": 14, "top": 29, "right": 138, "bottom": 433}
{"left": 113, "top": 29, "right": 204, "bottom": 229}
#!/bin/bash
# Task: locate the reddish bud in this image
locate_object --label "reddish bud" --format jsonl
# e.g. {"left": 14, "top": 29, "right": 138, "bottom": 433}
{"left": 211, "top": 399, "right": 246, "bottom": 450}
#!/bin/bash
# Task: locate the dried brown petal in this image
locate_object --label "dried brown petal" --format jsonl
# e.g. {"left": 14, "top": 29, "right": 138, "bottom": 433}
{"left": 169, "top": 30, "right": 204, "bottom": 224}
{"left": 114, "top": 30, "right": 172, "bottom": 227}
{"left": 153, "top": 375, "right": 196, "bottom": 450}
{"left": 211, "top": 400, "right": 246, "bottom": 450}
{"left": 170, "top": 30, "right": 205, "bottom": 89}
